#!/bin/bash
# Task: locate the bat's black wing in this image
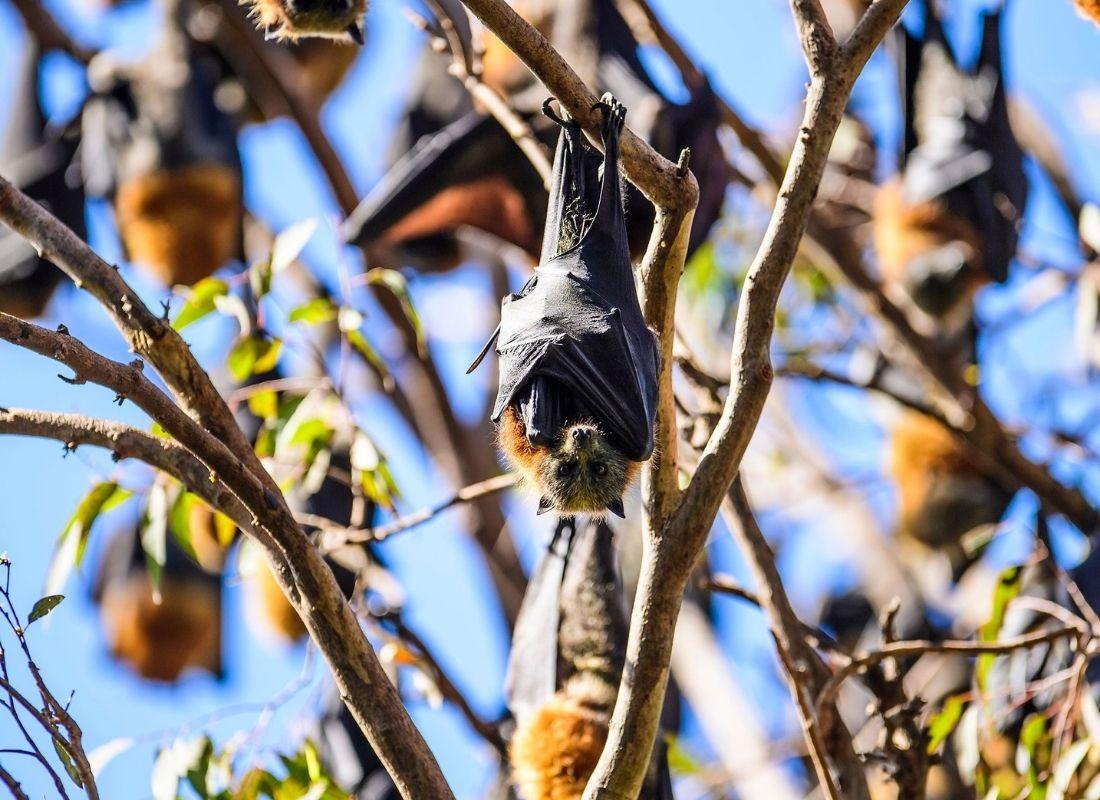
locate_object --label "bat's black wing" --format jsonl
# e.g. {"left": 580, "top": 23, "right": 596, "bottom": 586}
{"left": 475, "top": 97, "right": 660, "bottom": 462}
{"left": 0, "top": 44, "right": 84, "bottom": 317}
{"left": 342, "top": 110, "right": 552, "bottom": 257}
{"left": 504, "top": 517, "right": 576, "bottom": 718}
{"left": 897, "top": 0, "right": 1027, "bottom": 282}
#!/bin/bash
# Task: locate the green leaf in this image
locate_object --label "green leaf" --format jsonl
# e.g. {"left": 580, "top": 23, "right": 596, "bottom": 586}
{"left": 977, "top": 566, "right": 1023, "bottom": 691}
{"left": 250, "top": 259, "right": 273, "bottom": 302}
{"left": 664, "top": 735, "right": 703, "bottom": 777}
{"left": 248, "top": 390, "right": 279, "bottom": 422}
{"left": 926, "top": 695, "right": 966, "bottom": 754}
{"left": 174, "top": 278, "right": 229, "bottom": 330}
{"left": 54, "top": 738, "right": 83, "bottom": 787}
{"left": 346, "top": 329, "right": 393, "bottom": 389}
{"left": 168, "top": 491, "right": 199, "bottom": 561}
{"left": 142, "top": 483, "right": 170, "bottom": 597}
{"left": 270, "top": 218, "right": 318, "bottom": 274}
{"left": 151, "top": 421, "right": 172, "bottom": 440}
{"left": 289, "top": 297, "right": 337, "bottom": 326}
{"left": 46, "top": 483, "right": 131, "bottom": 595}
{"left": 27, "top": 594, "right": 64, "bottom": 625}
{"left": 366, "top": 268, "right": 426, "bottom": 356}
{"left": 228, "top": 336, "right": 283, "bottom": 382}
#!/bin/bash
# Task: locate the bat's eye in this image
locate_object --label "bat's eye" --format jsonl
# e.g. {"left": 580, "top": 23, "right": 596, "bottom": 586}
{"left": 556, "top": 462, "right": 576, "bottom": 478}
{"left": 591, "top": 462, "right": 607, "bottom": 477}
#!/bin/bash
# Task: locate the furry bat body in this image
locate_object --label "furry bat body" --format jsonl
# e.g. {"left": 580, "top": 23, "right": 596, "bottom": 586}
{"left": 889, "top": 410, "right": 1011, "bottom": 573}
{"left": 469, "top": 97, "right": 658, "bottom": 517}
{"left": 81, "top": 23, "right": 243, "bottom": 287}
{"left": 508, "top": 518, "right": 672, "bottom": 799}
{"left": 875, "top": 1, "right": 1026, "bottom": 329}
{"left": 95, "top": 524, "right": 223, "bottom": 682}
{"left": 0, "top": 45, "right": 85, "bottom": 318}
{"left": 343, "top": 0, "right": 729, "bottom": 271}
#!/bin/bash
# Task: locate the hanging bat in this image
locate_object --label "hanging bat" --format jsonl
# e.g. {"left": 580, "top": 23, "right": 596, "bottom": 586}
{"left": 244, "top": 448, "right": 366, "bottom": 643}
{"left": 0, "top": 44, "right": 85, "bottom": 319}
{"left": 80, "top": 24, "right": 244, "bottom": 288}
{"left": 343, "top": 0, "right": 730, "bottom": 271}
{"left": 1075, "top": 0, "right": 1100, "bottom": 25}
{"left": 95, "top": 523, "right": 223, "bottom": 682}
{"left": 468, "top": 97, "right": 659, "bottom": 517}
{"left": 889, "top": 410, "right": 1012, "bottom": 575}
{"left": 313, "top": 690, "right": 399, "bottom": 799}
{"left": 874, "top": 0, "right": 1026, "bottom": 331}
{"left": 508, "top": 517, "right": 672, "bottom": 800}
{"left": 242, "top": 0, "right": 365, "bottom": 44}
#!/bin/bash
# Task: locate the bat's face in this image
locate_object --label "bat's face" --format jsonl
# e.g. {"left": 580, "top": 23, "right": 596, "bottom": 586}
{"left": 533, "top": 423, "right": 636, "bottom": 516}
{"left": 248, "top": 0, "right": 366, "bottom": 42}
{"left": 497, "top": 408, "right": 638, "bottom": 517}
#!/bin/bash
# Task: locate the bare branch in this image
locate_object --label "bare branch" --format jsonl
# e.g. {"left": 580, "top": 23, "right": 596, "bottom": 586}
{"left": 725, "top": 477, "right": 863, "bottom": 800}
{"left": 313, "top": 473, "right": 519, "bottom": 548}
{"left": 815, "top": 625, "right": 1083, "bottom": 725}
{"left": 8, "top": 0, "right": 96, "bottom": 64}
{"left": 0, "top": 189, "right": 455, "bottom": 798}
{"left": 791, "top": 0, "right": 837, "bottom": 76}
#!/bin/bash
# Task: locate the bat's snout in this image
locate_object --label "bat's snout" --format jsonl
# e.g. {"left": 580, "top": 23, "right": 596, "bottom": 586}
{"left": 571, "top": 427, "right": 593, "bottom": 444}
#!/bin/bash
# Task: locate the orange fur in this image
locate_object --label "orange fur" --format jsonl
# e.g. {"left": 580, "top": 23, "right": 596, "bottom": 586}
{"left": 249, "top": 555, "right": 308, "bottom": 643}
{"left": 1076, "top": 0, "right": 1100, "bottom": 25}
{"left": 890, "top": 410, "right": 982, "bottom": 539}
{"left": 480, "top": 4, "right": 552, "bottom": 95}
{"left": 498, "top": 406, "right": 549, "bottom": 483}
{"left": 511, "top": 693, "right": 608, "bottom": 800}
{"left": 100, "top": 573, "right": 220, "bottom": 682}
{"left": 873, "top": 178, "right": 984, "bottom": 287}
{"left": 382, "top": 177, "right": 539, "bottom": 256}
{"left": 115, "top": 165, "right": 241, "bottom": 287}
{"left": 187, "top": 503, "right": 233, "bottom": 573}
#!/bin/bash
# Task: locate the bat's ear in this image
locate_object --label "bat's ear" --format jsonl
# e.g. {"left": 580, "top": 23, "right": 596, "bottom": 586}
{"left": 345, "top": 23, "right": 364, "bottom": 45}
{"left": 606, "top": 497, "right": 625, "bottom": 519}
{"left": 537, "top": 496, "right": 555, "bottom": 515}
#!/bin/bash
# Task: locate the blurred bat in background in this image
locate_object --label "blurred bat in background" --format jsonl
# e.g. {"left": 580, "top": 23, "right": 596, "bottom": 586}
{"left": 242, "top": 0, "right": 365, "bottom": 44}
{"left": 889, "top": 409, "right": 1012, "bottom": 578}
{"left": 507, "top": 517, "right": 672, "bottom": 800}
{"left": 874, "top": 0, "right": 1026, "bottom": 339}
{"left": 469, "top": 97, "right": 658, "bottom": 517}
{"left": 242, "top": 447, "right": 368, "bottom": 644}
{"left": 1075, "top": 0, "right": 1100, "bottom": 26}
{"left": 94, "top": 517, "right": 224, "bottom": 683}
{"left": 80, "top": 17, "right": 244, "bottom": 288}
{"left": 0, "top": 43, "right": 85, "bottom": 319}
{"left": 343, "top": 0, "right": 729, "bottom": 272}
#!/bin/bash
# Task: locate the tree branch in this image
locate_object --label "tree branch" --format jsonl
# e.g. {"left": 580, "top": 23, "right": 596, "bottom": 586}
{"left": 0, "top": 184, "right": 455, "bottom": 798}
{"left": 0, "top": 408, "right": 245, "bottom": 522}
{"left": 815, "top": 625, "right": 1083, "bottom": 730}
{"left": 725, "top": 476, "right": 864, "bottom": 800}
{"left": 572, "top": 2, "right": 908, "bottom": 795}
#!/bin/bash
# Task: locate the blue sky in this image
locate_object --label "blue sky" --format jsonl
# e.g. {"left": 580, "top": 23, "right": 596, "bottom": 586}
{"left": 2, "top": 1, "right": 1100, "bottom": 798}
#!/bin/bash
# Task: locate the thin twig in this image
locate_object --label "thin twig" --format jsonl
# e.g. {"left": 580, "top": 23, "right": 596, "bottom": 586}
{"left": 311, "top": 473, "right": 519, "bottom": 549}
{"left": 815, "top": 625, "right": 1082, "bottom": 720}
